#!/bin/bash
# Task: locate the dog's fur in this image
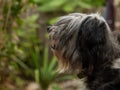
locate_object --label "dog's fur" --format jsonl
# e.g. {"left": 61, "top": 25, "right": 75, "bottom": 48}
{"left": 47, "top": 13, "right": 120, "bottom": 90}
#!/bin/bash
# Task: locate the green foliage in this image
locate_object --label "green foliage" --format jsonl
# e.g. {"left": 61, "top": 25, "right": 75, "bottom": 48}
{"left": 29, "top": 0, "right": 105, "bottom": 12}
{"left": 2, "top": 0, "right": 23, "bottom": 31}
{"left": 0, "top": 0, "right": 105, "bottom": 89}
{"left": 39, "top": 48, "right": 58, "bottom": 90}
{"left": 3, "top": 0, "right": 22, "bottom": 18}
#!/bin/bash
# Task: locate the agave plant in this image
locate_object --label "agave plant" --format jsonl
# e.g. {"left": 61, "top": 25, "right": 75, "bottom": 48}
{"left": 35, "top": 46, "right": 58, "bottom": 90}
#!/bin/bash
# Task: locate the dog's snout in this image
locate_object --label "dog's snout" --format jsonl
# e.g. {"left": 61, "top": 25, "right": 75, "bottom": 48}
{"left": 47, "top": 26, "right": 51, "bottom": 33}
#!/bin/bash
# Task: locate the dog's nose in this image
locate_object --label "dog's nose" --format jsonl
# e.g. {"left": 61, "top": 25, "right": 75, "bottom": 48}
{"left": 47, "top": 26, "right": 51, "bottom": 33}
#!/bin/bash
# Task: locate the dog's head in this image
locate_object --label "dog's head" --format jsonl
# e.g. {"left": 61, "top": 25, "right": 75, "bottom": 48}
{"left": 47, "top": 13, "right": 117, "bottom": 76}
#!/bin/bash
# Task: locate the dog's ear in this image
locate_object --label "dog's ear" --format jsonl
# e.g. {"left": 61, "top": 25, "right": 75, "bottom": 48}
{"left": 78, "top": 17, "right": 107, "bottom": 49}
{"left": 77, "top": 17, "right": 109, "bottom": 74}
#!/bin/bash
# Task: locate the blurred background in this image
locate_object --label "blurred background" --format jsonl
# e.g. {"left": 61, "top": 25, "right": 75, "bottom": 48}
{"left": 0, "top": 0, "right": 120, "bottom": 90}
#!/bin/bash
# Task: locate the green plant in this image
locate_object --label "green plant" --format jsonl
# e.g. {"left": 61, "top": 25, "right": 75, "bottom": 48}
{"left": 32, "top": 45, "right": 75, "bottom": 90}
{"left": 35, "top": 46, "right": 58, "bottom": 90}
{"left": 29, "top": 0, "right": 105, "bottom": 12}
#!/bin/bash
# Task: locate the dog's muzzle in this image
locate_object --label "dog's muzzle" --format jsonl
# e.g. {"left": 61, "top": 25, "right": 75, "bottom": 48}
{"left": 47, "top": 26, "right": 52, "bottom": 33}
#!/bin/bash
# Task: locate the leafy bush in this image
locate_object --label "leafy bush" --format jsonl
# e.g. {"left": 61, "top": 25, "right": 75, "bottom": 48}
{"left": 29, "top": 0, "right": 105, "bottom": 12}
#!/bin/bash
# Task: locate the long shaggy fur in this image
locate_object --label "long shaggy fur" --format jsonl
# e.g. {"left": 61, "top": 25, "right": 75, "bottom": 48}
{"left": 47, "top": 13, "right": 120, "bottom": 90}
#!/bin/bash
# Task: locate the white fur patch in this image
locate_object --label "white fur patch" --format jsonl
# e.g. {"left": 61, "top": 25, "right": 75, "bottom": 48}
{"left": 112, "top": 58, "right": 120, "bottom": 68}
{"left": 78, "top": 78, "right": 89, "bottom": 90}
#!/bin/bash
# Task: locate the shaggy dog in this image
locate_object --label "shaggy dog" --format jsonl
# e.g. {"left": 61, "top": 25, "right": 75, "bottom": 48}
{"left": 47, "top": 13, "right": 120, "bottom": 90}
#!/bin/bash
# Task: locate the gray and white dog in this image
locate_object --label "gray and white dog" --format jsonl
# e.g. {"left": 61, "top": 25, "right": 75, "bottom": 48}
{"left": 47, "top": 13, "right": 120, "bottom": 90}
